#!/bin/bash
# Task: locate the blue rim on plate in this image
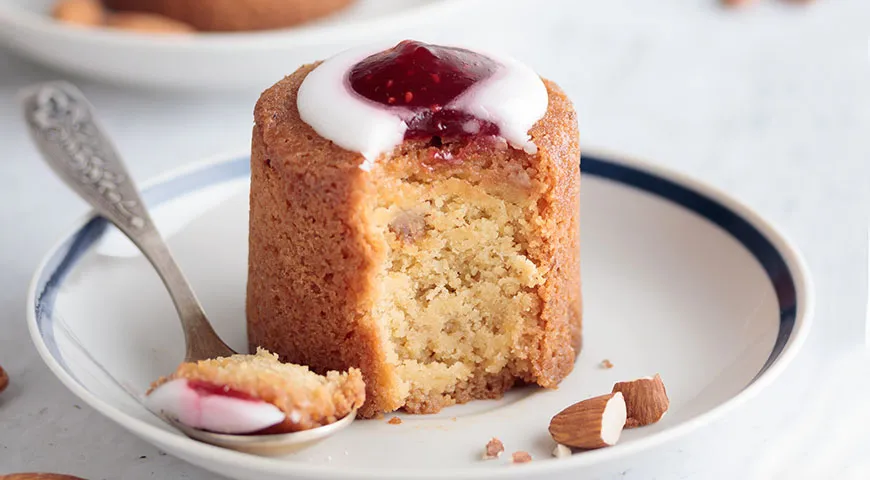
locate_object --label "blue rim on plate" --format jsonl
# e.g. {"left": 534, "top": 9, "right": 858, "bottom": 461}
{"left": 33, "top": 153, "right": 798, "bottom": 388}
{"left": 584, "top": 157, "right": 797, "bottom": 380}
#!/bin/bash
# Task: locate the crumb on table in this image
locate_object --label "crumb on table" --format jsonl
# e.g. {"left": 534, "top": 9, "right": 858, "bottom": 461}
{"left": 599, "top": 359, "right": 614, "bottom": 369}
{"left": 387, "top": 416, "right": 402, "bottom": 425}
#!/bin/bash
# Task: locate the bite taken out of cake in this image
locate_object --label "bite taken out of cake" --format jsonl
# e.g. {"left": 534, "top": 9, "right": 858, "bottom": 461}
{"left": 247, "top": 40, "right": 581, "bottom": 418}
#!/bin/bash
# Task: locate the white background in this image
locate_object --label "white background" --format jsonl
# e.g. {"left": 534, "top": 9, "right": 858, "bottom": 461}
{"left": 0, "top": 0, "right": 868, "bottom": 478}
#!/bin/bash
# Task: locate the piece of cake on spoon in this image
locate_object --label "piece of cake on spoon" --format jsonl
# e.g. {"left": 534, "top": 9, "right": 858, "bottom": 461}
{"left": 145, "top": 348, "right": 365, "bottom": 434}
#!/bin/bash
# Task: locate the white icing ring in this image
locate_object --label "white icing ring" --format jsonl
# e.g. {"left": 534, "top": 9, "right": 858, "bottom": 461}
{"left": 145, "top": 379, "right": 286, "bottom": 434}
{"left": 297, "top": 41, "right": 548, "bottom": 171}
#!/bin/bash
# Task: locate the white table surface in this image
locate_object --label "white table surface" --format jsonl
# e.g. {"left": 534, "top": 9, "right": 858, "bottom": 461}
{"left": 1, "top": 0, "right": 868, "bottom": 478}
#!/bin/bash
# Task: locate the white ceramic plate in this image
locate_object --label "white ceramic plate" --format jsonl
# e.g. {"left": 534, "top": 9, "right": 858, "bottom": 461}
{"left": 0, "top": 0, "right": 470, "bottom": 91}
{"left": 27, "top": 151, "right": 814, "bottom": 480}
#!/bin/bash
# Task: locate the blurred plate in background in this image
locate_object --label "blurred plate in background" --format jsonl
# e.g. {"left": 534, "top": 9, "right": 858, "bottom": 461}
{"left": 0, "top": 0, "right": 470, "bottom": 91}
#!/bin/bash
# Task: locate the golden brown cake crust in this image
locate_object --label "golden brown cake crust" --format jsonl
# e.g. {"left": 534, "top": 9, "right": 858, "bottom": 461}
{"left": 247, "top": 62, "right": 581, "bottom": 418}
{"left": 103, "top": 0, "right": 354, "bottom": 31}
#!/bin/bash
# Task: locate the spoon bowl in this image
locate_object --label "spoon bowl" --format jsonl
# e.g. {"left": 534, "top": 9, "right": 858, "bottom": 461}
{"left": 164, "top": 411, "right": 357, "bottom": 456}
{"left": 20, "top": 80, "right": 356, "bottom": 455}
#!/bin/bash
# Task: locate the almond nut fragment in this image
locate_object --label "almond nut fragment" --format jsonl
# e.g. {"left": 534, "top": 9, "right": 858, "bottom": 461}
{"left": 388, "top": 211, "right": 426, "bottom": 244}
{"left": 511, "top": 451, "right": 532, "bottom": 464}
{"left": 482, "top": 437, "right": 504, "bottom": 460}
{"left": 548, "top": 392, "right": 626, "bottom": 449}
{"left": 0, "top": 364, "right": 8, "bottom": 395}
{"left": 612, "top": 374, "right": 669, "bottom": 428}
{"left": 552, "top": 443, "right": 572, "bottom": 458}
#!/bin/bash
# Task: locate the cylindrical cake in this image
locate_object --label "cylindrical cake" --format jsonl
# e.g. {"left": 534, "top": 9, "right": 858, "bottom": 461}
{"left": 102, "top": 0, "right": 354, "bottom": 31}
{"left": 247, "top": 41, "right": 581, "bottom": 418}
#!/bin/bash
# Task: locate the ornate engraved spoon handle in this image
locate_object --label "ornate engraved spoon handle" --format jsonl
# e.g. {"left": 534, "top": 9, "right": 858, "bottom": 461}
{"left": 21, "top": 81, "right": 234, "bottom": 362}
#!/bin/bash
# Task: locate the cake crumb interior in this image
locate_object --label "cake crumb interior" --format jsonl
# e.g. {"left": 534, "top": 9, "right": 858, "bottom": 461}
{"left": 371, "top": 173, "right": 544, "bottom": 413}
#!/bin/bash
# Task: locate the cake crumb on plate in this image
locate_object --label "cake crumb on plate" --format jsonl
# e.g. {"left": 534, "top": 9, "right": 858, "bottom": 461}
{"left": 599, "top": 359, "right": 614, "bottom": 369}
{"left": 511, "top": 451, "right": 532, "bottom": 464}
{"left": 387, "top": 416, "right": 402, "bottom": 425}
{"left": 482, "top": 437, "right": 504, "bottom": 460}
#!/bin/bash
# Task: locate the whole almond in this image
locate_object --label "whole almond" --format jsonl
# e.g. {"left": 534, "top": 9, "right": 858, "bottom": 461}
{"left": 548, "top": 392, "right": 627, "bottom": 449}
{"left": 612, "top": 374, "right": 669, "bottom": 428}
{"left": 52, "top": 0, "right": 105, "bottom": 27}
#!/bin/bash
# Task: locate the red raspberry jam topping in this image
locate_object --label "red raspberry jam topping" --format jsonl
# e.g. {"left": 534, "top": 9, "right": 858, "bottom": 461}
{"left": 348, "top": 40, "right": 500, "bottom": 140}
{"left": 188, "top": 380, "right": 259, "bottom": 402}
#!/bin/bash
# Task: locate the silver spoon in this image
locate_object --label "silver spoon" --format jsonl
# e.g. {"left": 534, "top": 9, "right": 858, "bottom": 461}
{"left": 20, "top": 81, "right": 356, "bottom": 456}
